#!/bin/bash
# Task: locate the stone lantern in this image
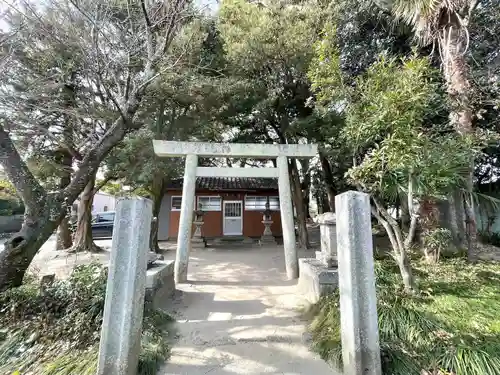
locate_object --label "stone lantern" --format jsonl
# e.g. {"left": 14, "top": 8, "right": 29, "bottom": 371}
{"left": 260, "top": 198, "right": 277, "bottom": 245}
{"left": 191, "top": 202, "right": 206, "bottom": 249}
{"left": 316, "top": 212, "right": 337, "bottom": 267}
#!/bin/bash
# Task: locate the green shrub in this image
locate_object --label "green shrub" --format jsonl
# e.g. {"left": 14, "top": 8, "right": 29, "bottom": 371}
{"left": 422, "top": 228, "right": 453, "bottom": 262}
{"left": 309, "top": 259, "right": 500, "bottom": 375}
{"left": 0, "top": 263, "right": 173, "bottom": 375}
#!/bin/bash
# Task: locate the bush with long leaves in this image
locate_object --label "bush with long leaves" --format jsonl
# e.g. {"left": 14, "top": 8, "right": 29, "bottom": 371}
{"left": 0, "top": 263, "right": 173, "bottom": 375}
{"left": 309, "top": 259, "right": 500, "bottom": 375}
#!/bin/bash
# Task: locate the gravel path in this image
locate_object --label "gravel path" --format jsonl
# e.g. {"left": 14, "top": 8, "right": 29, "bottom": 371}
{"left": 157, "top": 245, "right": 339, "bottom": 375}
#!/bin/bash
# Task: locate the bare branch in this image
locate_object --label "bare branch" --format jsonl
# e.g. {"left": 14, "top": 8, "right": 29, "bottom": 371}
{"left": 154, "top": 0, "right": 188, "bottom": 60}
{"left": 141, "top": 0, "right": 154, "bottom": 62}
{"left": 124, "top": 52, "right": 132, "bottom": 101}
{"left": 0, "top": 125, "right": 46, "bottom": 208}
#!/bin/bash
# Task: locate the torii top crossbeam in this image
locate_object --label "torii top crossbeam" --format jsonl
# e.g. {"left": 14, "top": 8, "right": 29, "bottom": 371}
{"left": 153, "top": 140, "right": 317, "bottom": 158}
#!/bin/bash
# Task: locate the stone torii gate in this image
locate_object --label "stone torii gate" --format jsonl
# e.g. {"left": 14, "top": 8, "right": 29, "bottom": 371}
{"left": 153, "top": 140, "right": 318, "bottom": 283}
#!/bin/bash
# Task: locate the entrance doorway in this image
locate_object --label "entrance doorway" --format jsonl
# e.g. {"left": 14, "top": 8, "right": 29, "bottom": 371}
{"left": 223, "top": 201, "right": 243, "bottom": 235}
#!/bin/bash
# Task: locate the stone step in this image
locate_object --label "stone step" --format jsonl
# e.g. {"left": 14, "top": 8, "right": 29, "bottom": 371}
{"left": 213, "top": 236, "right": 255, "bottom": 243}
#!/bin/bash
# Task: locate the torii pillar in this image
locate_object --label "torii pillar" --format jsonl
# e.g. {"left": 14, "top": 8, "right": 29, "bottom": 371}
{"left": 153, "top": 141, "right": 318, "bottom": 283}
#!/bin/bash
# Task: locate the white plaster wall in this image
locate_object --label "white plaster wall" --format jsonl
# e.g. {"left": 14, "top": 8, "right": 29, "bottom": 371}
{"left": 158, "top": 193, "right": 172, "bottom": 241}
{"left": 92, "top": 193, "right": 117, "bottom": 214}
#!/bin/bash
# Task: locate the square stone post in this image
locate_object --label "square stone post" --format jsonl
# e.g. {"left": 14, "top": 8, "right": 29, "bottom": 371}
{"left": 97, "top": 197, "right": 153, "bottom": 375}
{"left": 316, "top": 212, "right": 337, "bottom": 267}
{"left": 335, "top": 191, "right": 381, "bottom": 375}
{"left": 277, "top": 155, "right": 298, "bottom": 279}
{"left": 175, "top": 153, "right": 198, "bottom": 283}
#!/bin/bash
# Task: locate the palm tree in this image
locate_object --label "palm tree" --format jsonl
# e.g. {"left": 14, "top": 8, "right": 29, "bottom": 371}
{"left": 375, "top": 0, "right": 481, "bottom": 259}
{"left": 375, "top": 0, "right": 479, "bottom": 134}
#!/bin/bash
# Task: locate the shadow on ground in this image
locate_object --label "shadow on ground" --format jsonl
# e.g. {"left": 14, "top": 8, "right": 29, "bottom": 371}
{"left": 156, "top": 245, "right": 338, "bottom": 375}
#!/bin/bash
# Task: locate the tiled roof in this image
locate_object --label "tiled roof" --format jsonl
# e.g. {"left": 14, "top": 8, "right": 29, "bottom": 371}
{"left": 166, "top": 177, "right": 278, "bottom": 191}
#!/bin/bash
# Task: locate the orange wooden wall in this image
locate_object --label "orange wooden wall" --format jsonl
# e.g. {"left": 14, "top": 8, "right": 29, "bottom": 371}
{"left": 166, "top": 190, "right": 283, "bottom": 239}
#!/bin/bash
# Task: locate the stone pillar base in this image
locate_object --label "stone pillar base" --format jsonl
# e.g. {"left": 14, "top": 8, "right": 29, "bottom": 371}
{"left": 315, "top": 251, "right": 338, "bottom": 268}
{"left": 298, "top": 258, "right": 338, "bottom": 303}
{"left": 191, "top": 237, "right": 206, "bottom": 249}
{"left": 145, "top": 260, "right": 176, "bottom": 307}
{"left": 260, "top": 235, "right": 277, "bottom": 245}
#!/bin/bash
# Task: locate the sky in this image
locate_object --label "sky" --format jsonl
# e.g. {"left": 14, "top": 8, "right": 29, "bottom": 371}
{"left": 196, "top": 0, "right": 220, "bottom": 14}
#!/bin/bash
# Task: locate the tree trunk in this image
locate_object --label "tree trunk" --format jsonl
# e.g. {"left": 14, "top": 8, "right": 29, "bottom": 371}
{"left": 372, "top": 199, "right": 416, "bottom": 293}
{"left": 290, "top": 159, "right": 309, "bottom": 249}
{"left": 299, "top": 159, "right": 311, "bottom": 220}
{"left": 319, "top": 152, "right": 336, "bottom": 212}
{"left": 438, "top": 191, "right": 466, "bottom": 252}
{"left": 454, "top": 190, "right": 467, "bottom": 245}
{"left": 303, "top": 187, "right": 311, "bottom": 220}
{"left": 70, "top": 170, "right": 101, "bottom": 253}
{"left": 0, "top": 214, "right": 59, "bottom": 290}
{"left": 316, "top": 192, "right": 329, "bottom": 215}
{"left": 55, "top": 74, "right": 77, "bottom": 250}
{"left": 316, "top": 195, "right": 323, "bottom": 215}
{"left": 55, "top": 150, "right": 73, "bottom": 250}
{"left": 440, "top": 13, "right": 476, "bottom": 257}
{"left": 322, "top": 194, "right": 330, "bottom": 215}
{"left": 440, "top": 14, "right": 473, "bottom": 135}
{"left": 149, "top": 177, "right": 165, "bottom": 254}
{"left": 0, "top": 125, "right": 60, "bottom": 291}
{"left": 396, "top": 243, "right": 415, "bottom": 292}
{"left": 399, "top": 193, "right": 410, "bottom": 233}
{"left": 464, "top": 195, "right": 478, "bottom": 262}
{"left": 56, "top": 216, "right": 73, "bottom": 250}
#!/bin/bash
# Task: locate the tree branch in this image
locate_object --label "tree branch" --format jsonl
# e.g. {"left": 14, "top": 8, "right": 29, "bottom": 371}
{"left": 63, "top": 114, "right": 130, "bottom": 203}
{"left": 372, "top": 195, "right": 405, "bottom": 250}
{"left": 371, "top": 205, "right": 400, "bottom": 254}
{"left": 92, "top": 174, "right": 113, "bottom": 196}
{"left": 124, "top": 52, "right": 132, "bottom": 101}
{"left": 404, "top": 175, "right": 419, "bottom": 248}
{"left": 0, "top": 125, "right": 46, "bottom": 209}
{"left": 140, "top": 0, "right": 154, "bottom": 64}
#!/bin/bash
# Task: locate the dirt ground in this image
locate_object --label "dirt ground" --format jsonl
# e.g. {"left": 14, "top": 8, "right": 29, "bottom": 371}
{"left": 28, "top": 237, "right": 114, "bottom": 279}
{"left": 157, "top": 245, "right": 339, "bottom": 375}
{"left": 28, "top": 236, "right": 338, "bottom": 375}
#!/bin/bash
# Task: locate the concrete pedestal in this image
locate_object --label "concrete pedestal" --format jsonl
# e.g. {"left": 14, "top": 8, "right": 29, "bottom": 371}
{"left": 260, "top": 219, "right": 277, "bottom": 245}
{"left": 298, "top": 258, "right": 338, "bottom": 303}
{"left": 298, "top": 212, "right": 339, "bottom": 303}
{"left": 145, "top": 260, "right": 176, "bottom": 307}
{"left": 191, "top": 220, "right": 206, "bottom": 249}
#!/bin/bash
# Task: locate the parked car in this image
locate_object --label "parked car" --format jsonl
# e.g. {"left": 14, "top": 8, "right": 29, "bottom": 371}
{"left": 91, "top": 211, "right": 115, "bottom": 238}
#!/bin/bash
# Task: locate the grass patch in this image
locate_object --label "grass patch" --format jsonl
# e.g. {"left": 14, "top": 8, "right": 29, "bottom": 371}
{"left": 309, "top": 258, "right": 500, "bottom": 375}
{"left": 0, "top": 263, "right": 174, "bottom": 375}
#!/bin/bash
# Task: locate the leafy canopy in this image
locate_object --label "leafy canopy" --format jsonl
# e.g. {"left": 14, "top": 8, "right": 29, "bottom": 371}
{"left": 344, "top": 56, "right": 482, "bottom": 200}
{"left": 309, "top": 27, "right": 485, "bottom": 202}
{"left": 219, "top": 0, "right": 321, "bottom": 75}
